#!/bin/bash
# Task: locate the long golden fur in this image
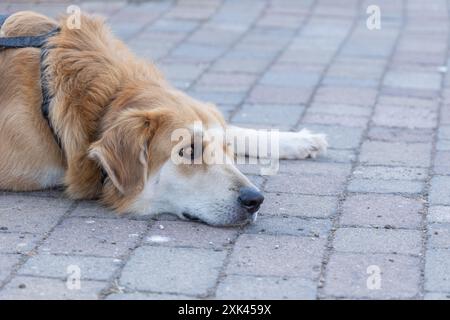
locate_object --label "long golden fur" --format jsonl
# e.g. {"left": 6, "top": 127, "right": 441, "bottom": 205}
{"left": 0, "top": 11, "right": 225, "bottom": 212}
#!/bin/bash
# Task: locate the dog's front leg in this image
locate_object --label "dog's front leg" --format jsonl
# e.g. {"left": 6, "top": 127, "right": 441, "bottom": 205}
{"left": 226, "top": 126, "right": 328, "bottom": 160}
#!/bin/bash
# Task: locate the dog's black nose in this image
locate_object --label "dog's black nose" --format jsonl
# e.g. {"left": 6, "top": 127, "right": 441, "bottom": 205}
{"left": 238, "top": 187, "right": 264, "bottom": 214}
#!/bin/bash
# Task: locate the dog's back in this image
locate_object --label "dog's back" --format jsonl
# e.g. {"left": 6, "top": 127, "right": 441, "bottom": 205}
{"left": 0, "top": 12, "right": 65, "bottom": 191}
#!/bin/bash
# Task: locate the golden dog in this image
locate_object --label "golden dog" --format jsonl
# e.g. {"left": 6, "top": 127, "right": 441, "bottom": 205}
{"left": 0, "top": 11, "right": 327, "bottom": 226}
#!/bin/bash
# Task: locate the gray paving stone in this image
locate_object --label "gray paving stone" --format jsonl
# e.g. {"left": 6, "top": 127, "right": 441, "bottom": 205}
{"left": 18, "top": 254, "right": 120, "bottom": 281}
{"left": 323, "top": 253, "right": 421, "bottom": 299}
{"left": 314, "top": 86, "right": 378, "bottom": 107}
{"left": 308, "top": 103, "right": 372, "bottom": 117}
{"left": 277, "top": 160, "right": 352, "bottom": 177}
{"left": 373, "top": 104, "right": 437, "bottom": 129}
{"left": 226, "top": 234, "right": 326, "bottom": 278}
{"left": 259, "top": 193, "right": 338, "bottom": 218}
{"left": 333, "top": 228, "right": 422, "bottom": 255}
{"left": 40, "top": 218, "right": 147, "bottom": 258}
{"left": 424, "top": 292, "right": 450, "bottom": 300}
{"left": 347, "top": 178, "right": 424, "bottom": 194}
{"left": 360, "top": 141, "right": 432, "bottom": 167}
{"left": 384, "top": 71, "right": 442, "bottom": 90}
{"left": 265, "top": 174, "right": 347, "bottom": 196}
{"left": 0, "top": 232, "right": 41, "bottom": 254}
{"left": 232, "top": 104, "right": 304, "bottom": 127}
{"left": 341, "top": 194, "right": 423, "bottom": 229}
{"left": 352, "top": 166, "right": 428, "bottom": 181}
{"left": 120, "top": 246, "right": 226, "bottom": 296}
{"left": 248, "top": 85, "right": 312, "bottom": 104}
{"left": 245, "top": 216, "right": 331, "bottom": 239}
{"left": 0, "top": 196, "right": 73, "bottom": 233}
{"left": 143, "top": 221, "right": 237, "bottom": 249}
{"left": 0, "top": 276, "right": 106, "bottom": 300}
{"left": 425, "top": 249, "right": 450, "bottom": 292}
{"left": 303, "top": 113, "right": 369, "bottom": 128}
{"left": 428, "top": 206, "right": 450, "bottom": 223}
{"left": 428, "top": 223, "right": 450, "bottom": 249}
{"left": 430, "top": 176, "right": 450, "bottom": 205}
{"left": 433, "top": 151, "right": 450, "bottom": 175}
{"left": 216, "top": 275, "right": 317, "bottom": 299}
{"left": 0, "top": 254, "right": 20, "bottom": 284}
{"left": 107, "top": 292, "right": 195, "bottom": 300}
{"left": 368, "top": 127, "right": 434, "bottom": 143}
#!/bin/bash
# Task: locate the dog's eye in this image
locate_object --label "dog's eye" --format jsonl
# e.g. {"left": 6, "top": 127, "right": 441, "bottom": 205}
{"left": 179, "top": 144, "right": 196, "bottom": 161}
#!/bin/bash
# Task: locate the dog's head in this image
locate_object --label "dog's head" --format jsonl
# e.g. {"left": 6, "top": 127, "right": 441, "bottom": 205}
{"left": 89, "top": 87, "right": 263, "bottom": 227}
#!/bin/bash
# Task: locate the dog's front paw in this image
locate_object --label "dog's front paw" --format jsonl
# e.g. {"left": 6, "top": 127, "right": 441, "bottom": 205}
{"left": 279, "top": 129, "right": 328, "bottom": 159}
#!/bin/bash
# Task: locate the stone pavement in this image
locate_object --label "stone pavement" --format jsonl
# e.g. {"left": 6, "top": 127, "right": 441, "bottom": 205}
{"left": 0, "top": 0, "right": 450, "bottom": 300}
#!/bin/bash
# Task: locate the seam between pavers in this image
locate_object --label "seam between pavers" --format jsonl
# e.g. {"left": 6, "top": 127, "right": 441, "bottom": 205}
{"left": 420, "top": 0, "right": 450, "bottom": 298}
{"left": 0, "top": 201, "right": 79, "bottom": 291}
{"left": 98, "top": 218, "right": 155, "bottom": 299}
{"left": 205, "top": 0, "right": 327, "bottom": 299}
{"left": 315, "top": 0, "right": 407, "bottom": 299}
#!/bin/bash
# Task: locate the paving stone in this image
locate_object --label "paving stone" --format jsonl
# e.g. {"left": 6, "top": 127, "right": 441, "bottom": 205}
{"left": 425, "top": 249, "right": 450, "bottom": 292}
{"left": 0, "top": 232, "right": 41, "bottom": 254}
{"left": 40, "top": 218, "right": 147, "bottom": 258}
{"left": 373, "top": 104, "right": 437, "bottom": 129}
{"left": 384, "top": 71, "right": 442, "bottom": 90}
{"left": 360, "top": 141, "right": 432, "bottom": 167}
{"left": 308, "top": 103, "right": 372, "bottom": 117}
{"left": 428, "top": 223, "right": 450, "bottom": 249}
{"left": 323, "top": 253, "right": 421, "bottom": 299}
{"left": 232, "top": 104, "right": 304, "bottom": 127}
{"left": 0, "top": 254, "right": 20, "bottom": 284}
{"left": 248, "top": 85, "right": 312, "bottom": 104}
{"left": 265, "top": 174, "right": 347, "bottom": 196}
{"left": 433, "top": 151, "right": 450, "bottom": 175}
{"left": 347, "top": 178, "right": 424, "bottom": 194}
{"left": 333, "top": 228, "right": 422, "bottom": 255}
{"left": 314, "top": 86, "right": 378, "bottom": 107}
{"left": 0, "top": 196, "right": 73, "bottom": 234}
{"left": 352, "top": 166, "right": 428, "bottom": 181}
{"left": 278, "top": 161, "right": 352, "bottom": 177}
{"left": 428, "top": 206, "right": 450, "bottom": 223}
{"left": 18, "top": 254, "right": 120, "bottom": 281}
{"left": 341, "top": 194, "right": 423, "bottom": 229}
{"left": 143, "top": 221, "right": 237, "bottom": 249}
{"left": 424, "top": 292, "right": 450, "bottom": 300}
{"left": 259, "top": 193, "right": 338, "bottom": 218}
{"left": 430, "top": 176, "right": 450, "bottom": 205}
{"left": 226, "top": 234, "right": 326, "bottom": 278}
{"left": 368, "top": 127, "right": 434, "bottom": 143}
{"left": 107, "top": 292, "right": 195, "bottom": 300}
{"left": 120, "top": 246, "right": 226, "bottom": 296}
{"left": 245, "top": 216, "right": 331, "bottom": 238}
{"left": 216, "top": 275, "right": 317, "bottom": 299}
{"left": 303, "top": 113, "right": 369, "bottom": 128}
{"left": 0, "top": 276, "right": 106, "bottom": 300}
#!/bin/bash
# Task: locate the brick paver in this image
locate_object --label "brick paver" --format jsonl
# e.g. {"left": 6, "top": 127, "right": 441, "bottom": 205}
{"left": 1, "top": 0, "right": 450, "bottom": 300}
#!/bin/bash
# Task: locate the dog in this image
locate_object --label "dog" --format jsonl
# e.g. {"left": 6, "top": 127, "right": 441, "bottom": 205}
{"left": 0, "top": 11, "right": 327, "bottom": 226}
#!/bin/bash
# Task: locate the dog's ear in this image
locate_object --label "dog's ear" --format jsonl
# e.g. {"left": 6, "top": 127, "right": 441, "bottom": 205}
{"left": 89, "top": 108, "right": 165, "bottom": 195}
